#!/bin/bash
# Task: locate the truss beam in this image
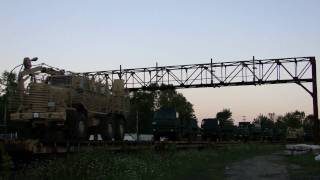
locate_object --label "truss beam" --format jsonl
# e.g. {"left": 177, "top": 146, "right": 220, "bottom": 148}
{"left": 80, "top": 56, "right": 318, "bottom": 143}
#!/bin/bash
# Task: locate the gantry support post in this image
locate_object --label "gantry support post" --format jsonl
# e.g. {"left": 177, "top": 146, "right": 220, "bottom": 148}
{"left": 310, "top": 57, "right": 319, "bottom": 144}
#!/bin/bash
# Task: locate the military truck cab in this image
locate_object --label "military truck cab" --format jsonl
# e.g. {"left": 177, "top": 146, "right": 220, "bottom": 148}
{"left": 152, "top": 107, "right": 179, "bottom": 141}
{"left": 201, "top": 118, "right": 220, "bottom": 141}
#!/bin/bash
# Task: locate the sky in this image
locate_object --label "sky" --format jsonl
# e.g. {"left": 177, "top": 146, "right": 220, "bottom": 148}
{"left": 0, "top": 0, "right": 319, "bottom": 124}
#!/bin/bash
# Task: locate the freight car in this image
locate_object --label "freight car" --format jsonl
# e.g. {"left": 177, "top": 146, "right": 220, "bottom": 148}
{"left": 7, "top": 58, "right": 129, "bottom": 142}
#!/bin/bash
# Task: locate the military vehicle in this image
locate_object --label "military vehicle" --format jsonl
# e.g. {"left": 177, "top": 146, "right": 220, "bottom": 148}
{"left": 201, "top": 118, "right": 219, "bottom": 141}
{"left": 7, "top": 57, "right": 129, "bottom": 142}
{"left": 286, "top": 127, "right": 304, "bottom": 142}
{"left": 201, "top": 118, "right": 235, "bottom": 141}
{"left": 235, "top": 121, "right": 251, "bottom": 141}
{"left": 219, "top": 120, "right": 235, "bottom": 141}
{"left": 152, "top": 107, "right": 198, "bottom": 141}
{"left": 180, "top": 118, "right": 199, "bottom": 140}
{"left": 152, "top": 107, "right": 179, "bottom": 140}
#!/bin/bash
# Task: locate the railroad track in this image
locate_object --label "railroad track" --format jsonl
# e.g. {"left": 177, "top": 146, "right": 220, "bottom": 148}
{"left": 2, "top": 140, "right": 212, "bottom": 154}
{"left": 1, "top": 139, "right": 285, "bottom": 154}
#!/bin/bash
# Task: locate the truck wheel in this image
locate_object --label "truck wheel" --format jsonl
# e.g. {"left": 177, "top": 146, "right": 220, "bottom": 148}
{"left": 76, "top": 113, "right": 87, "bottom": 139}
{"left": 115, "top": 117, "right": 125, "bottom": 141}
{"left": 119, "top": 123, "right": 124, "bottom": 140}
{"left": 108, "top": 122, "right": 114, "bottom": 141}
{"left": 100, "top": 116, "right": 114, "bottom": 141}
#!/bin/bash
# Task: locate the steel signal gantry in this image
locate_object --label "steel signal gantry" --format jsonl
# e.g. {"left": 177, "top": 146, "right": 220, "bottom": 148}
{"left": 82, "top": 56, "right": 318, "bottom": 143}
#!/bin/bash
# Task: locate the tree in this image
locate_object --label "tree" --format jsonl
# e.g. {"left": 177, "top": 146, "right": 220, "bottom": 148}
{"left": 303, "top": 114, "right": 314, "bottom": 127}
{"left": 303, "top": 114, "right": 314, "bottom": 133}
{"left": 253, "top": 114, "right": 274, "bottom": 130}
{"left": 157, "top": 87, "right": 195, "bottom": 121}
{"left": 275, "top": 115, "right": 286, "bottom": 130}
{"left": 0, "top": 71, "right": 17, "bottom": 96}
{"left": 281, "top": 110, "right": 305, "bottom": 129}
{"left": 0, "top": 71, "right": 17, "bottom": 125}
{"left": 127, "top": 90, "right": 156, "bottom": 133}
{"left": 216, "top": 109, "right": 233, "bottom": 126}
{"left": 128, "top": 84, "right": 196, "bottom": 134}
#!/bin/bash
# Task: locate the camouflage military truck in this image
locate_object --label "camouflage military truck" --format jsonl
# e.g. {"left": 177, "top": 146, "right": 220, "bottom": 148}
{"left": 7, "top": 58, "right": 129, "bottom": 142}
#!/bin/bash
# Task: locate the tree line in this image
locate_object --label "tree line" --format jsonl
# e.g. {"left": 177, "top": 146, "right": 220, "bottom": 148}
{"left": 212, "top": 108, "right": 314, "bottom": 133}
{"left": 126, "top": 85, "right": 196, "bottom": 133}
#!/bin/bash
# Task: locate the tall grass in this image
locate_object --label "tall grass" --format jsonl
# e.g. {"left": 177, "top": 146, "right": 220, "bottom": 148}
{"left": 10, "top": 144, "right": 282, "bottom": 180}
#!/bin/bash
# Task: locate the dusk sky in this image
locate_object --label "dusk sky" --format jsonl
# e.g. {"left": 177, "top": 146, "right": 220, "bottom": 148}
{"left": 1, "top": 0, "right": 319, "bottom": 123}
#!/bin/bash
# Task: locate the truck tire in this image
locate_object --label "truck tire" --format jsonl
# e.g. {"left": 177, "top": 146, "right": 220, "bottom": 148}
{"left": 100, "top": 115, "right": 114, "bottom": 141}
{"left": 75, "top": 113, "right": 87, "bottom": 140}
{"left": 115, "top": 116, "right": 125, "bottom": 141}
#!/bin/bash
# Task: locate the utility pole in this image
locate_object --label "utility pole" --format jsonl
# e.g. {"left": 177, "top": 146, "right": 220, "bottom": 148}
{"left": 310, "top": 57, "right": 319, "bottom": 144}
{"left": 253, "top": 56, "right": 256, "bottom": 83}
{"left": 136, "top": 111, "right": 139, "bottom": 141}
{"left": 210, "top": 58, "right": 213, "bottom": 84}
{"left": 156, "top": 62, "right": 158, "bottom": 85}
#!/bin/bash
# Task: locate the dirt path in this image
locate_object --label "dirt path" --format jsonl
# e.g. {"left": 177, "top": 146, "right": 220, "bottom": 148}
{"left": 225, "top": 153, "right": 289, "bottom": 180}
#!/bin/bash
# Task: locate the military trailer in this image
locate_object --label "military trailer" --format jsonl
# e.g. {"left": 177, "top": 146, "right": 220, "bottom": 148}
{"left": 7, "top": 58, "right": 129, "bottom": 142}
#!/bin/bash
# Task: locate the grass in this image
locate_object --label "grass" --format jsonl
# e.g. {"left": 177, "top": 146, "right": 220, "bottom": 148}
{"left": 7, "top": 144, "right": 282, "bottom": 180}
{"left": 285, "top": 152, "right": 320, "bottom": 179}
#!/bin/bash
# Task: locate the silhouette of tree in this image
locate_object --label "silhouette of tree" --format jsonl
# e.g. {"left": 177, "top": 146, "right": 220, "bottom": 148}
{"left": 216, "top": 109, "right": 233, "bottom": 126}
{"left": 253, "top": 114, "right": 274, "bottom": 130}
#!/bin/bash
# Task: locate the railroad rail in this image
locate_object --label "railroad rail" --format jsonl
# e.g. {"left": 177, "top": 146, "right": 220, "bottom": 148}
{"left": 1, "top": 139, "right": 286, "bottom": 154}
{"left": 2, "top": 140, "right": 212, "bottom": 154}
